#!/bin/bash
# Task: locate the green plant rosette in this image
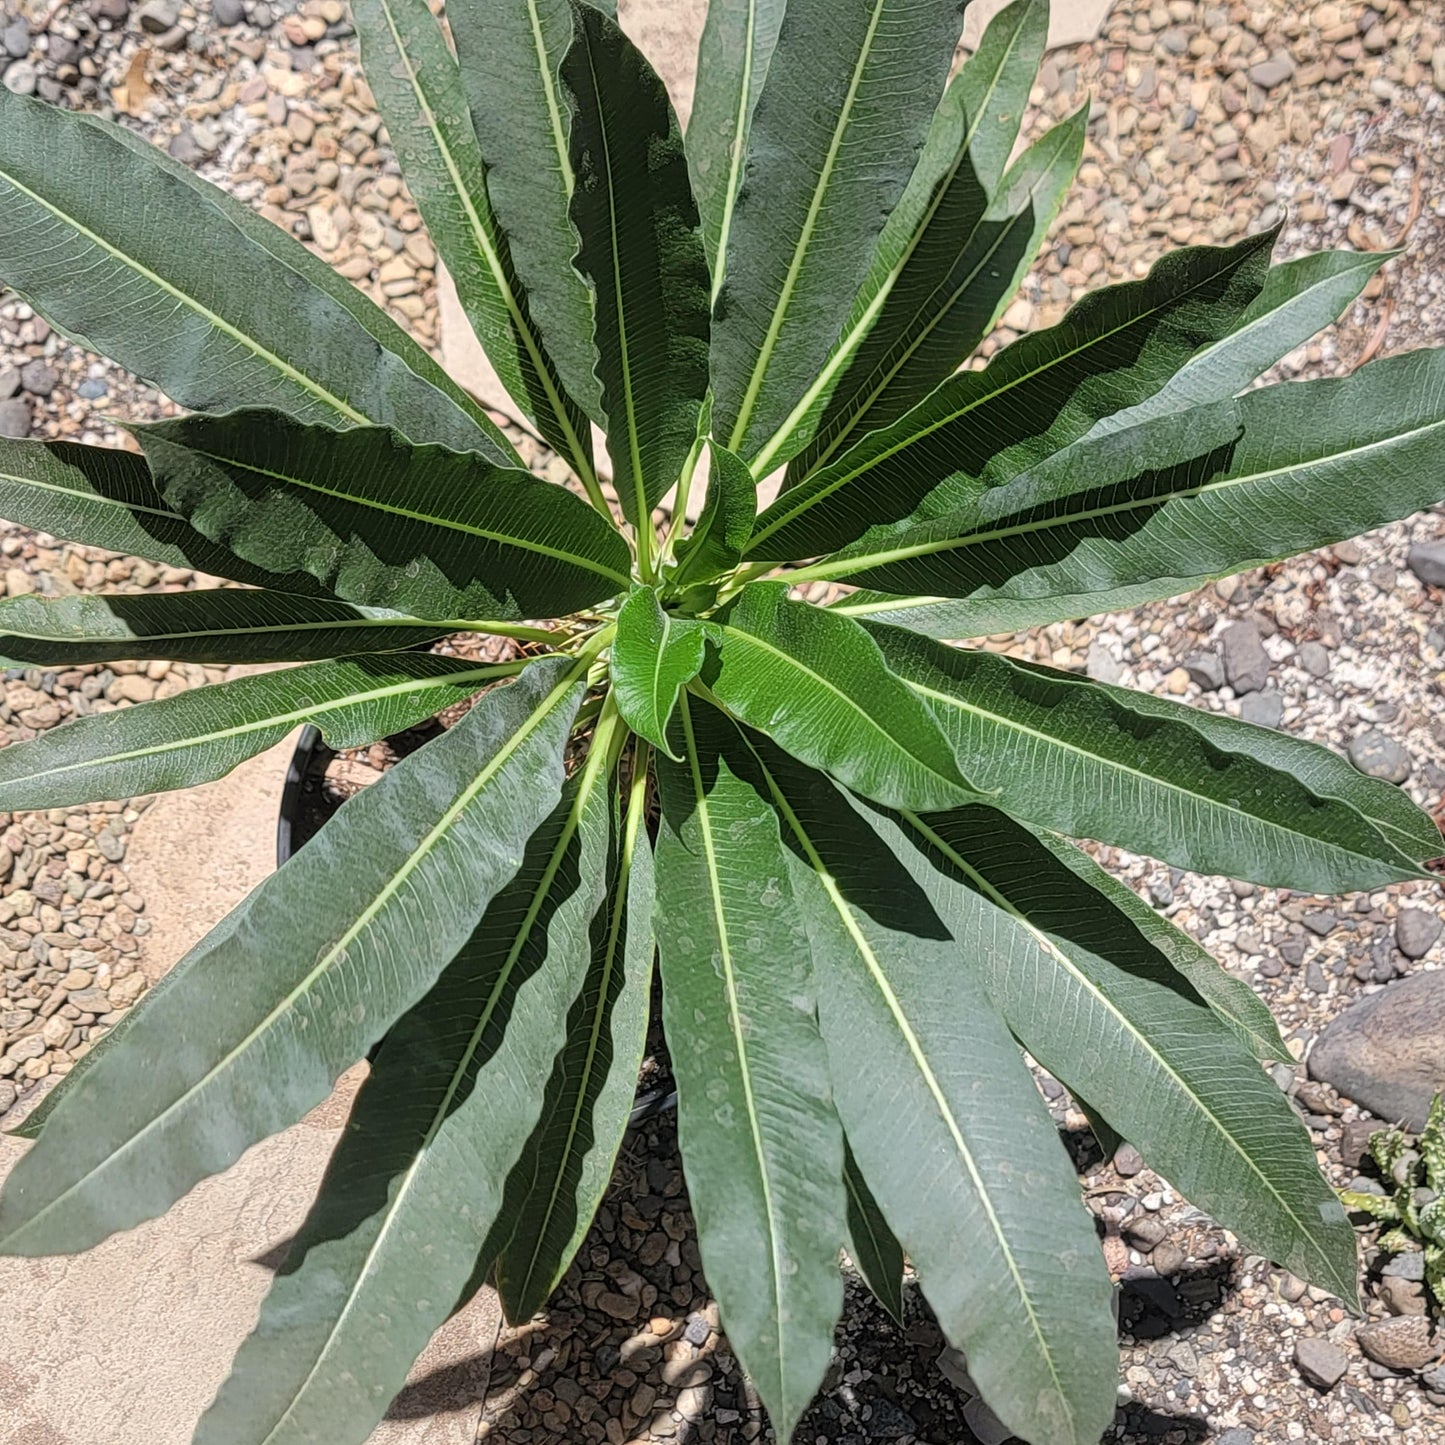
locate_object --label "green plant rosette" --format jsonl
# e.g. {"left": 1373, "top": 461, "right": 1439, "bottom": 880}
{"left": 1, "top": 1, "right": 1443, "bottom": 1442}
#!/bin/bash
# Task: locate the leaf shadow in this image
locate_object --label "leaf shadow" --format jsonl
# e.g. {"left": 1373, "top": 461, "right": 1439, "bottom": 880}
{"left": 417, "top": 1107, "right": 1230, "bottom": 1442}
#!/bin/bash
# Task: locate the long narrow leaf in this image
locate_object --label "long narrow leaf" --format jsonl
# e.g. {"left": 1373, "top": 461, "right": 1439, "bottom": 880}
{"left": 0, "top": 656, "right": 587, "bottom": 1254}
{"left": 352, "top": 0, "right": 597, "bottom": 485}
{"left": 808, "top": 393, "right": 1244, "bottom": 587}
{"left": 0, "top": 589, "right": 459, "bottom": 666}
{"left": 0, "top": 90, "right": 514, "bottom": 463}
{"left": 196, "top": 713, "right": 621, "bottom": 1445}
{"left": 0, "top": 438, "right": 323, "bottom": 594}
{"left": 561, "top": 4, "right": 710, "bottom": 533}
{"left": 703, "top": 583, "right": 976, "bottom": 811}
{"left": 737, "top": 730, "right": 1118, "bottom": 1445}
{"left": 870, "top": 623, "right": 1427, "bottom": 890}
{"left": 782, "top": 108, "right": 1085, "bottom": 485}
{"left": 0, "top": 653, "right": 521, "bottom": 810}
{"left": 747, "top": 228, "right": 1275, "bottom": 562}
{"left": 1087, "top": 247, "right": 1391, "bottom": 438}
{"left": 654, "top": 695, "right": 846, "bottom": 1443}
{"left": 448, "top": 0, "right": 603, "bottom": 424}
{"left": 687, "top": 0, "right": 787, "bottom": 297}
{"left": 492, "top": 738, "right": 656, "bottom": 1321}
{"left": 834, "top": 346, "right": 1445, "bottom": 630}
{"left": 889, "top": 802, "right": 1360, "bottom": 1302}
{"left": 139, "top": 410, "right": 631, "bottom": 620}
{"left": 1018, "top": 822, "right": 1290, "bottom": 1064}
{"left": 709, "top": 0, "right": 967, "bottom": 462}
{"left": 763, "top": 0, "right": 1058, "bottom": 479}
{"left": 1019, "top": 663, "right": 1440, "bottom": 865}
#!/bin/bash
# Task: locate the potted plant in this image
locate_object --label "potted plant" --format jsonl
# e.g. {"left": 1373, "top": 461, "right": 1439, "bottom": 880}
{"left": 0, "top": 0, "right": 1442, "bottom": 1441}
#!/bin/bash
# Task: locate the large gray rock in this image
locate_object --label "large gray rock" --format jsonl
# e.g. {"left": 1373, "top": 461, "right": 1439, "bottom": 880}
{"left": 1397, "top": 907, "right": 1443, "bottom": 961}
{"left": 1348, "top": 730, "right": 1411, "bottom": 784}
{"left": 1294, "top": 1336, "right": 1348, "bottom": 1390}
{"left": 1356, "top": 1316, "right": 1437, "bottom": 1372}
{"left": 1309, "top": 971, "right": 1445, "bottom": 1130}
{"left": 1221, "top": 619, "right": 1270, "bottom": 694}
{"left": 1407, "top": 542, "right": 1445, "bottom": 588}
{"left": 0, "top": 397, "right": 31, "bottom": 437}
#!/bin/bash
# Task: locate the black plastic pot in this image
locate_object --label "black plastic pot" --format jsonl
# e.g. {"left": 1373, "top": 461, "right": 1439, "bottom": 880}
{"left": 275, "top": 725, "right": 676, "bottom": 1124}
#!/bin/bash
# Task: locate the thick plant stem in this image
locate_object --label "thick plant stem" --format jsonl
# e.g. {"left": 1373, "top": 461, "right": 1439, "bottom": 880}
{"left": 659, "top": 433, "right": 707, "bottom": 569}
{"left": 454, "top": 619, "right": 575, "bottom": 644}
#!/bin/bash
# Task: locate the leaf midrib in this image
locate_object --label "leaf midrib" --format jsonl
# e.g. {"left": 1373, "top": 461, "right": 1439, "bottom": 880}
{"left": 369, "top": 0, "right": 593, "bottom": 481}
{"left": 506, "top": 736, "right": 651, "bottom": 1308}
{"left": 166, "top": 442, "right": 632, "bottom": 588}
{"left": 802, "top": 124, "right": 1079, "bottom": 480}
{"left": 713, "top": 617, "right": 964, "bottom": 800}
{"left": 577, "top": 30, "right": 649, "bottom": 534}
{"left": 0, "top": 164, "right": 369, "bottom": 427}
{"left": 752, "top": 7, "right": 1040, "bottom": 479}
{"left": 0, "top": 662, "right": 513, "bottom": 792}
{"left": 0, "top": 612, "right": 447, "bottom": 646}
{"left": 900, "top": 807, "right": 1349, "bottom": 1294}
{"left": 726, "top": 0, "right": 890, "bottom": 453}
{"left": 808, "top": 409, "right": 1445, "bottom": 580}
{"left": 0, "top": 467, "right": 180, "bottom": 523}
{"left": 901, "top": 664, "right": 1413, "bottom": 875}
{"left": 678, "top": 694, "right": 789, "bottom": 1406}
{"left": 648, "top": 607, "right": 675, "bottom": 733}
{"left": 745, "top": 739, "right": 1075, "bottom": 1435}
{"left": 257, "top": 704, "right": 619, "bottom": 1445}
{"left": 747, "top": 245, "right": 1262, "bottom": 554}
{"left": 1169, "top": 252, "right": 1383, "bottom": 388}
{"left": 0, "top": 653, "right": 588, "bottom": 1253}
{"left": 528, "top": 0, "right": 574, "bottom": 203}
{"left": 710, "top": 0, "right": 759, "bottom": 305}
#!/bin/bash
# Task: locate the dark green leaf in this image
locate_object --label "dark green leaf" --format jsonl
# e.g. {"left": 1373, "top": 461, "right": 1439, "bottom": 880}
{"left": 1041, "top": 668, "right": 1441, "bottom": 867}
{"left": 738, "top": 731, "right": 1118, "bottom": 1445}
{"left": 352, "top": 0, "right": 598, "bottom": 487}
{"left": 1088, "top": 247, "right": 1391, "bottom": 437}
{"left": 0, "top": 657, "right": 587, "bottom": 1254}
{"left": 843, "top": 1142, "right": 906, "bottom": 1324}
{"left": 671, "top": 444, "right": 757, "bottom": 588}
{"left": 703, "top": 583, "right": 976, "bottom": 811}
{"left": 0, "top": 589, "right": 458, "bottom": 667}
{"left": 0, "top": 438, "right": 325, "bottom": 593}
{"left": 746, "top": 228, "right": 1276, "bottom": 562}
{"left": 0, "top": 653, "right": 518, "bottom": 811}
{"left": 196, "top": 714, "right": 620, "bottom": 1445}
{"left": 561, "top": 4, "right": 710, "bottom": 537}
{"left": 687, "top": 0, "right": 787, "bottom": 296}
{"left": 493, "top": 740, "right": 656, "bottom": 1321}
{"left": 139, "top": 410, "right": 631, "bottom": 620}
{"left": 810, "top": 394, "right": 1243, "bottom": 589}
{"left": 709, "top": 0, "right": 968, "bottom": 462}
{"left": 890, "top": 803, "right": 1360, "bottom": 1303}
{"left": 869, "top": 623, "right": 1427, "bottom": 890}
{"left": 1023, "top": 826, "right": 1290, "bottom": 1063}
{"left": 766, "top": 0, "right": 1062, "bottom": 480}
{"left": 448, "top": 0, "right": 604, "bottom": 425}
{"left": 834, "top": 346, "right": 1445, "bottom": 633}
{"left": 611, "top": 587, "right": 708, "bottom": 757}
{"left": 0, "top": 90, "right": 513, "bottom": 463}
{"left": 782, "top": 109, "right": 1085, "bottom": 486}
{"left": 654, "top": 695, "right": 845, "bottom": 1443}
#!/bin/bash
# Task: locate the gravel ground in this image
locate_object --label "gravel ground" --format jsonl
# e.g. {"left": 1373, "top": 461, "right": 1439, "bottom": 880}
{"left": 2, "top": 0, "right": 1445, "bottom": 1442}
